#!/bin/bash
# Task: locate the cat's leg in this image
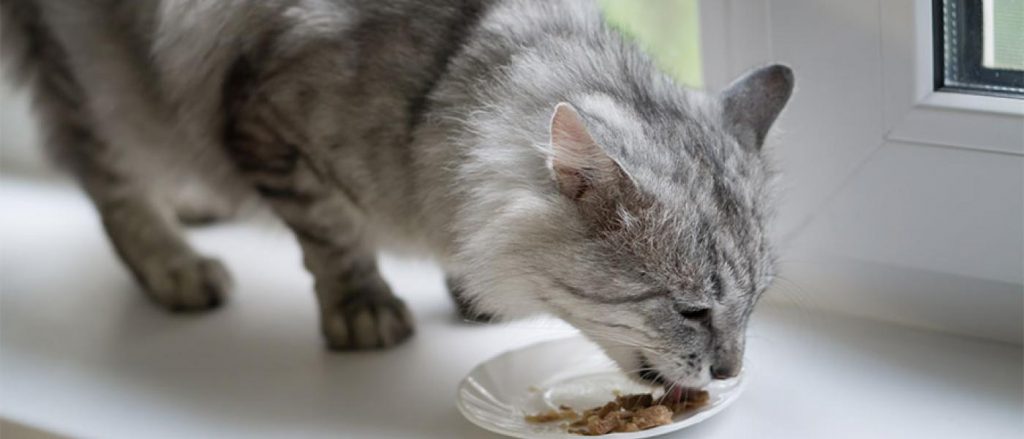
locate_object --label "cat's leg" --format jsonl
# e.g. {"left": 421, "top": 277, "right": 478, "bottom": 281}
{"left": 304, "top": 226, "right": 415, "bottom": 350}
{"left": 16, "top": 26, "right": 230, "bottom": 311}
{"left": 90, "top": 183, "right": 232, "bottom": 310}
{"left": 48, "top": 136, "right": 231, "bottom": 311}
{"left": 226, "top": 103, "right": 413, "bottom": 350}
{"left": 445, "top": 275, "right": 495, "bottom": 323}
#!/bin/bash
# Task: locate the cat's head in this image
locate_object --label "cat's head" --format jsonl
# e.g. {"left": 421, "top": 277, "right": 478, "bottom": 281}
{"left": 525, "top": 65, "right": 793, "bottom": 391}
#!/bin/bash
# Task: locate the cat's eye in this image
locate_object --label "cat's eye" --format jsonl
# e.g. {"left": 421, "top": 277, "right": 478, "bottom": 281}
{"left": 678, "top": 307, "right": 711, "bottom": 322}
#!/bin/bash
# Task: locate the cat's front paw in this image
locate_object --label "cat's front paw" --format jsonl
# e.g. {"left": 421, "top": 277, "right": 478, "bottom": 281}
{"left": 136, "top": 256, "right": 231, "bottom": 311}
{"left": 322, "top": 293, "right": 414, "bottom": 350}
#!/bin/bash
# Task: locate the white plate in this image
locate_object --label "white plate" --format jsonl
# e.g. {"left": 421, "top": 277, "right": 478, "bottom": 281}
{"left": 456, "top": 336, "right": 746, "bottom": 438}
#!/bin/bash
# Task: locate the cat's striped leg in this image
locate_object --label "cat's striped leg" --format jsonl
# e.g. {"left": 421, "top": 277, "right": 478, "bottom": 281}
{"left": 303, "top": 228, "right": 415, "bottom": 350}
{"left": 240, "top": 162, "right": 413, "bottom": 349}
{"left": 69, "top": 129, "right": 231, "bottom": 311}
{"left": 226, "top": 102, "right": 413, "bottom": 350}
{"left": 7, "top": 1, "right": 230, "bottom": 311}
{"left": 48, "top": 128, "right": 232, "bottom": 311}
{"left": 90, "top": 184, "right": 232, "bottom": 311}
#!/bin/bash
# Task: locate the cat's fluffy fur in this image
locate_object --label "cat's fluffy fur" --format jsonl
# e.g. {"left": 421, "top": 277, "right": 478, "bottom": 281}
{"left": 1, "top": 0, "right": 793, "bottom": 389}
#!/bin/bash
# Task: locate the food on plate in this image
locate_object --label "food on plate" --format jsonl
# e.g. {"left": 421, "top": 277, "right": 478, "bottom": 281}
{"left": 524, "top": 390, "right": 710, "bottom": 435}
{"left": 523, "top": 406, "right": 579, "bottom": 423}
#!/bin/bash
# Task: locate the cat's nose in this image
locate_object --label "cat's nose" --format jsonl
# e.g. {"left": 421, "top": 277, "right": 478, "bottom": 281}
{"left": 712, "top": 337, "right": 744, "bottom": 379}
{"left": 710, "top": 362, "right": 740, "bottom": 379}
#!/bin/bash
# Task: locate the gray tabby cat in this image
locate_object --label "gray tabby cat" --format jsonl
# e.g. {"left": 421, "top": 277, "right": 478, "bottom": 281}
{"left": 1, "top": 0, "right": 792, "bottom": 389}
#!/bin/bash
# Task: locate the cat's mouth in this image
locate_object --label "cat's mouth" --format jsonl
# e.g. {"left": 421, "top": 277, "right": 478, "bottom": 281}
{"left": 636, "top": 354, "right": 702, "bottom": 404}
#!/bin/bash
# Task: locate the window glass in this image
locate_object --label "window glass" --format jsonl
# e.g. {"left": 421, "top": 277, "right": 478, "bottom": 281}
{"left": 983, "top": 0, "right": 1024, "bottom": 70}
{"left": 936, "top": 0, "right": 1024, "bottom": 97}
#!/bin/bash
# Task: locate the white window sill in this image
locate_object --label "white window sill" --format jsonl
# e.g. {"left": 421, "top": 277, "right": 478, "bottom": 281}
{"left": 0, "top": 178, "right": 1020, "bottom": 438}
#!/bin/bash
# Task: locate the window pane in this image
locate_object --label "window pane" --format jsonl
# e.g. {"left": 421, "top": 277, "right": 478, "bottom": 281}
{"left": 983, "top": 0, "right": 1024, "bottom": 70}
{"left": 936, "top": 0, "right": 1024, "bottom": 97}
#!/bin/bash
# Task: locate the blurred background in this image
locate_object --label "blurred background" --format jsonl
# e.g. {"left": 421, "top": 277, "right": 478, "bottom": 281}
{"left": 1, "top": 1, "right": 1021, "bottom": 438}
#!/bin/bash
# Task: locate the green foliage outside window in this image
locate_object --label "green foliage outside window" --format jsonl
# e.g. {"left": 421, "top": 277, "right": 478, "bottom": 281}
{"left": 599, "top": 0, "right": 704, "bottom": 88}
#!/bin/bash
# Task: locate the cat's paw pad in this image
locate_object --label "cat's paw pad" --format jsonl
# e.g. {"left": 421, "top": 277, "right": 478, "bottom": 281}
{"left": 323, "top": 294, "right": 414, "bottom": 350}
{"left": 138, "top": 256, "right": 231, "bottom": 311}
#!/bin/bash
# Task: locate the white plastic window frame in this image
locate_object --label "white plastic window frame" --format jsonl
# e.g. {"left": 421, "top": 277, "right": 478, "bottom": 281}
{"left": 700, "top": 0, "right": 1023, "bottom": 156}
{"left": 882, "top": 0, "right": 1023, "bottom": 155}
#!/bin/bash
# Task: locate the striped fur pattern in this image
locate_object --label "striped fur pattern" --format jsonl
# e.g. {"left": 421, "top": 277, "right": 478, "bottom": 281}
{"left": 1, "top": 0, "right": 793, "bottom": 386}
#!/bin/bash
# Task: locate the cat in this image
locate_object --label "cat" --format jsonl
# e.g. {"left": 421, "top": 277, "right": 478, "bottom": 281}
{"left": 1, "top": 0, "right": 792, "bottom": 390}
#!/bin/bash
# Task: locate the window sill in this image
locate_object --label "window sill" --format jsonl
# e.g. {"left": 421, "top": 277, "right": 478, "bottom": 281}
{"left": 1, "top": 177, "right": 1022, "bottom": 439}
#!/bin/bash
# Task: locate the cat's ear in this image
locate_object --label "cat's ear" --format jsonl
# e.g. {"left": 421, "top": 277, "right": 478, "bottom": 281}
{"left": 720, "top": 64, "right": 794, "bottom": 150}
{"left": 547, "top": 102, "right": 621, "bottom": 200}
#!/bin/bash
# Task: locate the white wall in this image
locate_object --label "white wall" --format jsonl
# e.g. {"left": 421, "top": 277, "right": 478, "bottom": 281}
{"left": 702, "top": 0, "right": 1024, "bottom": 343}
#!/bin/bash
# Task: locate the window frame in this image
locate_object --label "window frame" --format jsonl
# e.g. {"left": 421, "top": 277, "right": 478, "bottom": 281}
{"left": 886, "top": 0, "right": 1023, "bottom": 155}
{"left": 701, "top": 0, "right": 1024, "bottom": 154}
